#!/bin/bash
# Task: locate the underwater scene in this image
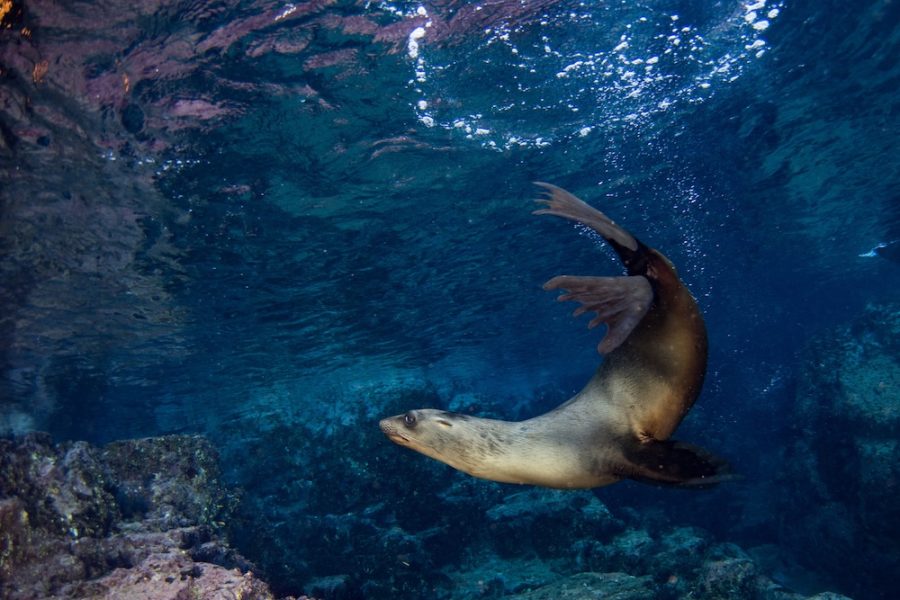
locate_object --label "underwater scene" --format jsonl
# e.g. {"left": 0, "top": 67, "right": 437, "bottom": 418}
{"left": 1, "top": 0, "right": 899, "bottom": 598}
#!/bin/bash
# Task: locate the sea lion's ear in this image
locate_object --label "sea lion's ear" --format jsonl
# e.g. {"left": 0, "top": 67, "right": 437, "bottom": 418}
{"left": 543, "top": 275, "right": 652, "bottom": 354}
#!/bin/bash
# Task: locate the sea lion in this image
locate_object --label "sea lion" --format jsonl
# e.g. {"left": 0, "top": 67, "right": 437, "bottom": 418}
{"left": 380, "top": 183, "right": 729, "bottom": 489}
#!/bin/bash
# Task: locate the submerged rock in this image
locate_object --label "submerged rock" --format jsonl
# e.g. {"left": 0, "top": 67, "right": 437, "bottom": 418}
{"left": 780, "top": 303, "right": 900, "bottom": 598}
{"left": 510, "top": 572, "right": 657, "bottom": 600}
{"left": 102, "top": 435, "right": 236, "bottom": 531}
{"left": 697, "top": 557, "right": 760, "bottom": 599}
{"left": 208, "top": 378, "right": 852, "bottom": 600}
{"left": 0, "top": 419, "right": 843, "bottom": 600}
{"left": 486, "top": 489, "right": 625, "bottom": 559}
{"left": 0, "top": 433, "right": 117, "bottom": 540}
{"left": 443, "top": 556, "right": 562, "bottom": 597}
{"left": 0, "top": 433, "right": 289, "bottom": 600}
{"left": 53, "top": 528, "right": 276, "bottom": 600}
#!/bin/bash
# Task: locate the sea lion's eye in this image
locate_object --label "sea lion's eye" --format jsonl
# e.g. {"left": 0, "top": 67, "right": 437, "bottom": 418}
{"left": 403, "top": 412, "right": 417, "bottom": 428}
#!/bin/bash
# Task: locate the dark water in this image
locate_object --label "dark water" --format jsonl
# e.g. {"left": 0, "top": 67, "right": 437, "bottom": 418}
{"left": 1, "top": 0, "right": 899, "bottom": 598}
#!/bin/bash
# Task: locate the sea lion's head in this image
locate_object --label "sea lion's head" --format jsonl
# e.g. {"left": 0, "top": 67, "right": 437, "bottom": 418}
{"left": 379, "top": 409, "right": 488, "bottom": 475}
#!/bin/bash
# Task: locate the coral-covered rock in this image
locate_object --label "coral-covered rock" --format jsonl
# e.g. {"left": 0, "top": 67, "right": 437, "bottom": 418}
{"left": 0, "top": 433, "right": 118, "bottom": 539}
{"left": 0, "top": 497, "right": 32, "bottom": 582}
{"left": 60, "top": 547, "right": 276, "bottom": 600}
{"left": 0, "top": 434, "right": 284, "bottom": 600}
{"left": 102, "top": 435, "right": 235, "bottom": 530}
{"left": 780, "top": 303, "right": 900, "bottom": 597}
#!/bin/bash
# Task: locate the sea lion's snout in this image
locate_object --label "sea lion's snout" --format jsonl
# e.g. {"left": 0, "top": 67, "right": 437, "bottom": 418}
{"left": 379, "top": 416, "right": 411, "bottom": 446}
{"left": 380, "top": 410, "right": 470, "bottom": 474}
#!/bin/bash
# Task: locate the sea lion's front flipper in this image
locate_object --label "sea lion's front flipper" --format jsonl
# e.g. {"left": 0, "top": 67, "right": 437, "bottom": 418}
{"left": 620, "top": 438, "right": 732, "bottom": 488}
{"left": 543, "top": 275, "right": 652, "bottom": 354}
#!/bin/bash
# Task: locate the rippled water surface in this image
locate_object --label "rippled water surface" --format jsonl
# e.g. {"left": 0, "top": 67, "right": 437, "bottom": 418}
{"left": 1, "top": 0, "right": 899, "bottom": 597}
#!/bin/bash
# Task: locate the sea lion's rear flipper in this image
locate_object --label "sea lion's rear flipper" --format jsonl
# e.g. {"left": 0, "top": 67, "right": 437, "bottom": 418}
{"left": 620, "top": 438, "right": 732, "bottom": 488}
{"left": 543, "top": 275, "right": 652, "bottom": 354}
{"left": 533, "top": 182, "right": 648, "bottom": 272}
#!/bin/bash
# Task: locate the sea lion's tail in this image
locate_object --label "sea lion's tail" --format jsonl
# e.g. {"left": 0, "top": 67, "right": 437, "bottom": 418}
{"left": 620, "top": 438, "right": 734, "bottom": 489}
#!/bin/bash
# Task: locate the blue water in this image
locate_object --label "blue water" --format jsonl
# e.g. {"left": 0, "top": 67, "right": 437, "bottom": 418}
{"left": 1, "top": 0, "right": 899, "bottom": 598}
